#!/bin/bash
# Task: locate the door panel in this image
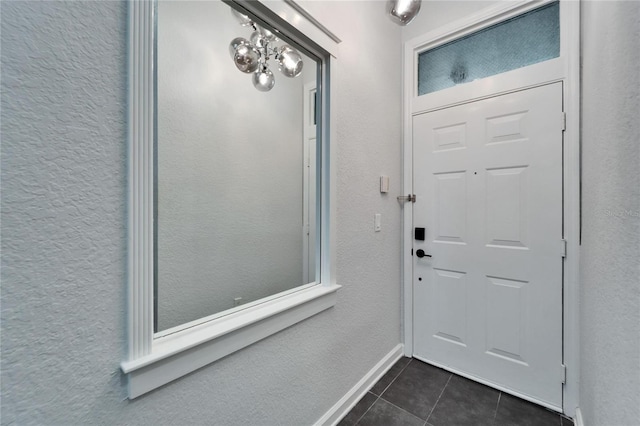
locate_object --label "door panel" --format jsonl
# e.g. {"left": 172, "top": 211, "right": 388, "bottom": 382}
{"left": 413, "top": 83, "right": 563, "bottom": 409}
{"left": 434, "top": 171, "right": 467, "bottom": 244}
{"left": 432, "top": 268, "right": 468, "bottom": 346}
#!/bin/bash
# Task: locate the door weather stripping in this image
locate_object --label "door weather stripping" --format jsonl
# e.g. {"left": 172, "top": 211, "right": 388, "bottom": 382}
{"left": 397, "top": 194, "right": 416, "bottom": 203}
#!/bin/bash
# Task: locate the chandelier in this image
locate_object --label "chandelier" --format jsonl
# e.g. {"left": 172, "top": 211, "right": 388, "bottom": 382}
{"left": 229, "top": 9, "right": 304, "bottom": 92}
{"left": 388, "top": 0, "right": 422, "bottom": 26}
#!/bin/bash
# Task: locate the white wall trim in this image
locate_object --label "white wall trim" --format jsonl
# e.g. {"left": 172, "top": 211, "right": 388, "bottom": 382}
{"left": 127, "top": 0, "right": 155, "bottom": 364}
{"left": 402, "top": 0, "right": 581, "bottom": 417}
{"left": 302, "top": 81, "right": 317, "bottom": 285}
{"left": 122, "top": 284, "right": 340, "bottom": 374}
{"left": 124, "top": 285, "right": 340, "bottom": 399}
{"left": 560, "top": 0, "right": 581, "bottom": 419}
{"left": 401, "top": 17, "right": 413, "bottom": 358}
{"left": 574, "top": 408, "right": 584, "bottom": 426}
{"left": 283, "top": 0, "right": 341, "bottom": 44}
{"left": 232, "top": 0, "right": 340, "bottom": 57}
{"left": 314, "top": 344, "right": 404, "bottom": 426}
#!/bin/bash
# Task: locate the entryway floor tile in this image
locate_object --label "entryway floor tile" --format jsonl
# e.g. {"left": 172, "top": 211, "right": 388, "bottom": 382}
{"left": 357, "top": 398, "right": 424, "bottom": 426}
{"left": 341, "top": 357, "right": 572, "bottom": 426}
{"left": 427, "top": 374, "right": 499, "bottom": 426}
{"left": 379, "top": 359, "right": 451, "bottom": 420}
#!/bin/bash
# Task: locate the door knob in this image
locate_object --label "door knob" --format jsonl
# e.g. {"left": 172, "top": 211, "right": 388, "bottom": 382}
{"left": 416, "top": 249, "right": 432, "bottom": 258}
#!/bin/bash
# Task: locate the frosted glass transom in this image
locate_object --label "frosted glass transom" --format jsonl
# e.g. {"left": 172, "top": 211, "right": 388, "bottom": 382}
{"left": 418, "top": 2, "right": 560, "bottom": 96}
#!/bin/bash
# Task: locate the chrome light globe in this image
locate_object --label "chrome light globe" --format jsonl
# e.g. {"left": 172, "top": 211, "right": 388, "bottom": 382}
{"left": 252, "top": 67, "right": 275, "bottom": 92}
{"left": 233, "top": 44, "right": 260, "bottom": 74}
{"left": 258, "top": 26, "right": 278, "bottom": 43}
{"left": 388, "top": 0, "right": 422, "bottom": 26}
{"left": 276, "top": 45, "right": 303, "bottom": 78}
{"left": 229, "top": 37, "right": 249, "bottom": 59}
{"left": 250, "top": 31, "right": 267, "bottom": 49}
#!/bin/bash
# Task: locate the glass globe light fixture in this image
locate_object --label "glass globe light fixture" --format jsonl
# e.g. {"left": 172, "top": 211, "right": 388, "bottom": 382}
{"left": 388, "top": 0, "right": 422, "bottom": 26}
{"left": 258, "top": 26, "right": 278, "bottom": 43}
{"left": 250, "top": 31, "right": 267, "bottom": 49}
{"left": 276, "top": 45, "right": 303, "bottom": 78}
{"left": 229, "top": 37, "right": 249, "bottom": 59}
{"left": 233, "top": 44, "right": 260, "bottom": 74}
{"left": 228, "top": 9, "right": 304, "bottom": 91}
{"left": 252, "top": 66, "right": 275, "bottom": 92}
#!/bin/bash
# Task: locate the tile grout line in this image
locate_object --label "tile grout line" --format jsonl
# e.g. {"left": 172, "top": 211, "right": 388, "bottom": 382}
{"left": 353, "top": 394, "right": 381, "bottom": 426}
{"left": 353, "top": 358, "right": 414, "bottom": 426}
{"left": 377, "top": 397, "right": 426, "bottom": 424}
{"left": 492, "top": 392, "right": 502, "bottom": 425}
{"left": 375, "top": 358, "right": 414, "bottom": 397}
{"left": 423, "top": 373, "right": 453, "bottom": 426}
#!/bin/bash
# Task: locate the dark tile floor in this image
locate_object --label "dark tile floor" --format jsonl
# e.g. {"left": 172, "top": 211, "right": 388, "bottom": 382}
{"left": 339, "top": 357, "right": 574, "bottom": 426}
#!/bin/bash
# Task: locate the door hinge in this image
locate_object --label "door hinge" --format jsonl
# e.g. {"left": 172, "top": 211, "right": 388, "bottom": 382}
{"left": 397, "top": 194, "right": 416, "bottom": 203}
{"left": 561, "top": 112, "right": 566, "bottom": 132}
{"left": 561, "top": 364, "right": 567, "bottom": 384}
{"left": 561, "top": 239, "right": 567, "bottom": 258}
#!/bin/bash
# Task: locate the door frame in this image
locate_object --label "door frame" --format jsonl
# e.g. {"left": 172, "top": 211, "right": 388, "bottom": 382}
{"left": 400, "top": 0, "right": 580, "bottom": 417}
{"left": 303, "top": 81, "right": 317, "bottom": 284}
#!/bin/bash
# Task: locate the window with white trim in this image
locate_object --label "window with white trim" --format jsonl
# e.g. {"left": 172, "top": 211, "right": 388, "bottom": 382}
{"left": 122, "top": 0, "right": 340, "bottom": 399}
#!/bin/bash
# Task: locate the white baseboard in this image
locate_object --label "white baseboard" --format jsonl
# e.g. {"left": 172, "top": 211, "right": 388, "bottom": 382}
{"left": 314, "top": 344, "right": 404, "bottom": 426}
{"left": 574, "top": 408, "right": 584, "bottom": 426}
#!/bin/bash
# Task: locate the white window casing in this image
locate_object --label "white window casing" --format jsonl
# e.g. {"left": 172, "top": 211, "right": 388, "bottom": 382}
{"left": 122, "top": 0, "right": 340, "bottom": 399}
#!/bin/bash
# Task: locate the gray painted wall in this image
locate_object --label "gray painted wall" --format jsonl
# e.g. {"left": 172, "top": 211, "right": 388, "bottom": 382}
{"left": 580, "top": 1, "right": 640, "bottom": 425}
{"left": 4, "top": 1, "right": 640, "bottom": 425}
{"left": 401, "top": 1, "right": 497, "bottom": 42}
{"left": 0, "top": 1, "right": 402, "bottom": 424}
{"left": 156, "top": 1, "right": 311, "bottom": 331}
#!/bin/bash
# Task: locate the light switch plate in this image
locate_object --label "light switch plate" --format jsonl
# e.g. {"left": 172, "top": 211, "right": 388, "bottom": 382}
{"left": 380, "top": 176, "right": 389, "bottom": 193}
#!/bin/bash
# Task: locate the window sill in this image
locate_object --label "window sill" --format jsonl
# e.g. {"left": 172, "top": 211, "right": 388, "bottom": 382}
{"left": 121, "top": 283, "right": 341, "bottom": 398}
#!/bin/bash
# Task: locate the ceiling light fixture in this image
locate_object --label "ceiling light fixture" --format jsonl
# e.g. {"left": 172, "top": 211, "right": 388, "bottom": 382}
{"left": 229, "top": 9, "right": 303, "bottom": 92}
{"left": 388, "top": 0, "right": 422, "bottom": 26}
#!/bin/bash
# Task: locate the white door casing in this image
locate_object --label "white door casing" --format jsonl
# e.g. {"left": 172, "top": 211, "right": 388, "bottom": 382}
{"left": 303, "top": 82, "right": 317, "bottom": 284}
{"left": 412, "top": 83, "right": 564, "bottom": 409}
{"left": 402, "top": 1, "right": 581, "bottom": 417}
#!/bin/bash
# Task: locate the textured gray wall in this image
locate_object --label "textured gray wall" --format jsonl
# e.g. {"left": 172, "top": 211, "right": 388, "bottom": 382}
{"left": 580, "top": 1, "right": 640, "bottom": 425}
{"left": 401, "top": 0, "right": 497, "bottom": 42}
{"left": 9, "top": 1, "right": 640, "bottom": 424}
{"left": 0, "top": 1, "right": 402, "bottom": 424}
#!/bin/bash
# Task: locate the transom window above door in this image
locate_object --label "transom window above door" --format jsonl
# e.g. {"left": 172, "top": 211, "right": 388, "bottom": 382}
{"left": 417, "top": 1, "right": 559, "bottom": 96}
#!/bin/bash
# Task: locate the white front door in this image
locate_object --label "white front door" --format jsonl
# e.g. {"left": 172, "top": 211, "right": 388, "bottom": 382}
{"left": 412, "top": 83, "right": 564, "bottom": 409}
